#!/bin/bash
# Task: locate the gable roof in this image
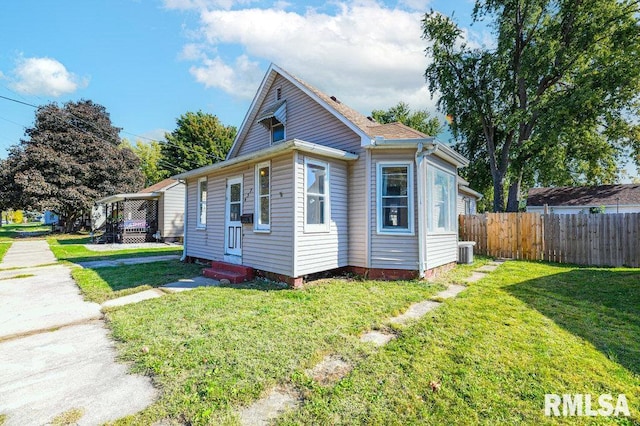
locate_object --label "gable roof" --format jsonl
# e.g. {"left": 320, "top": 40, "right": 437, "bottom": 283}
{"left": 527, "top": 184, "right": 640, "bottom": 207}
{"left": 227, "top": 63, "right": 443, "bottom": 159}
{"left": 139, "top": 178, "right": 180, "bottom": 193}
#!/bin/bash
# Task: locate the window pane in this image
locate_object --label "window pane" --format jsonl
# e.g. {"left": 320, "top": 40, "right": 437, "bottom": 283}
{"left": 260, "top": 196, "right": 269, "bottom": 225}
{"left": 383, "top": 206, "right": 408, "bottom": 228}
{"left": 429, "top": 167, "right": 456, "bottom": 232}
{"left": 307, "top": 195, "right": 325, "bottom": 225}
{"left": 199, "top": 180, "right": 207, "bottom": 202}
{"left": 230, "top": 183, "right": 241, "bottom": 202}
{"left": 259, "top": 167, "right": 269, "bottom": 195}
{"left": 272, "top": 122, "right": 284, "bottom": 143}
{"left": 307, "top": 164, "right": 325, "bottom": 195}
{"left": 199, "top": 203, "right": 207, "bottom": 225}
{"left": 382, "top": 167, "right": 408, "bottom": 196}
{"left": 230, "top": 203, "right": 240, "bottom": 221}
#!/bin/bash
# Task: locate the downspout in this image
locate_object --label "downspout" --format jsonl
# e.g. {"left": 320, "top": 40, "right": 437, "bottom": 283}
{"left": 179, "top": 179, "right": 188, "bottom": 262}
{"left": 415, "top": 143, "right": 438, "bottom": 278}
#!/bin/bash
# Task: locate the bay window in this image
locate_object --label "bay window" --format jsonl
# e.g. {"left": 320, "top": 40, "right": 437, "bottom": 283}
{"left": 427, "top": 165, "right": 456, "bottom": 233}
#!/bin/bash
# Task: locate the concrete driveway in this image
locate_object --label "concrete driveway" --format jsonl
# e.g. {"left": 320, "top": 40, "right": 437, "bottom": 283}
{"left": 0, "top": 240, "right": 156, "bottom": 425}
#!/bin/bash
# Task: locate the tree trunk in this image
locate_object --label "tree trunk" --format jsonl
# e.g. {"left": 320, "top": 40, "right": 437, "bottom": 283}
{"left": 506, "top": 178, "right": 521, "bottom": 212}
{"left": 492, "top": 176, "right": 505, "bottom": 212}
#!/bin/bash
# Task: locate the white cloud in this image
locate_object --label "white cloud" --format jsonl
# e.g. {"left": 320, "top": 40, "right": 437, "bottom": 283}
{"left": 10, "top": 57, "right": 88, "bottom": 97}
{"left": 190, "top": 54, "right": 263, "bottom": 98}
{"left": 183, "top": 2, "right": 439, "bottom": 114}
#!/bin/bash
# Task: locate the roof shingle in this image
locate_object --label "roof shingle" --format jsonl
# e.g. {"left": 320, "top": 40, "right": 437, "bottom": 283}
{"left": 527, "top": 184, "right": 640, "bottom": 207}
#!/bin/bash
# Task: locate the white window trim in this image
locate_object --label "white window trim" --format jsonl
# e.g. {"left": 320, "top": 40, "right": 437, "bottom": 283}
{"left": 254, "top": 161, "right": 271, "bottom": 233}
{"left": 303, "top": 157, "right": 330, "bottom": 233}
{"left": 196, "top": 177, "right": 207, "bottom": 229}
{"left": 427, "top": 162, "right": 457, "bottom": 235}
{"left": 376, "top": 161, "right": 414, "bottom": 235}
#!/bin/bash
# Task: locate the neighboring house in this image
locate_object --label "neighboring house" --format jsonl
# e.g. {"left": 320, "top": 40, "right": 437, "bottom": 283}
{"left": 94, "top": 178, "right": 185, "bottom": 243}
{"left": 42, "top": 211, "right": 59, "bottom": 225}
{"left": 174, "top": 64, "right": 469, "bottom": 286}
{"left": 527, "top": 184, "right": 640, "bottom": 214}
{"left": 457, "top": 176, "right": 483, "bottom": 215}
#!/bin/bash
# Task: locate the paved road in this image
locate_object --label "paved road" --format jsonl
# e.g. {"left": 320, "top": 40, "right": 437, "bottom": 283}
{"left": 0, "top": 240, "right": 156, "bottom": 425}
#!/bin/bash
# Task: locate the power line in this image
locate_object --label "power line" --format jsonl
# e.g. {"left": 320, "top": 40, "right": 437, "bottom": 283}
{"left": 0, "top": 94, "right": 38, "bottom": 109}
{"left": 0, "top": 93, "right": 225, "bottom": 171}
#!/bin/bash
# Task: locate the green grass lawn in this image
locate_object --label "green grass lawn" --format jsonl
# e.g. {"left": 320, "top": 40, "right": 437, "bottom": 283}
{"left": 0, "top": 222, "right": 51, "bottom": 241}
{"left": 0, "top": 242, "right": 10, "bottom": 263}
{"left": 72, "top": 260, "right": 205, "bottom": 303}
{"left": 102, "top": 260, "right": 639, "bottom": 425}
{"left": 47, "top": 234, "right": 182, "bottom": 263}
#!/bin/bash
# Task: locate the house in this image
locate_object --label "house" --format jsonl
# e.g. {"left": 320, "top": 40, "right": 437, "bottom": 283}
{"left": 42, "top": 211, "right": 59, "bottom": 225}
{"left": 457, "top": 176, "right": 483, "bottom": 215}
{"left": 94, "top": 178, "right": 185, "bottom": 243}
{"left": 174, "top": 64, "right": 469, "bottom": 286}
{"left": 526, "top": 184, "right": 640, "bottom": 214}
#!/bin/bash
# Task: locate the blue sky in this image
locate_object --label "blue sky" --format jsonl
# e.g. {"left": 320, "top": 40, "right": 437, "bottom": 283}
{"left": 0, "top": 0, "right": 479, "bottom": 151}
{"left": 1, "top": 0, "right": 636, "bottom": 180}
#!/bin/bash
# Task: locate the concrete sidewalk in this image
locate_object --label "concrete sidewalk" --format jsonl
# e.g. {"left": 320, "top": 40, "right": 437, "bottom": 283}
{"left": 0, "top": 240, "right": 56, "bottom": 269}
{"left": 0, "top": 240, "right": 156, "bottom": 425}
{"left": 75, "top": 254, "right": 180, "bottom": 269}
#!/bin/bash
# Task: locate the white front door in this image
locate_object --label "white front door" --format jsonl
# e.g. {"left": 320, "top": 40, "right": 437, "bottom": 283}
{"left": 225, "top": 176, "right": 243, "bottom": 261}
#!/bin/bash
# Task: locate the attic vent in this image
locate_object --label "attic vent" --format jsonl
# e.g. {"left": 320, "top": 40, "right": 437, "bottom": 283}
{"left": 367, "top": 116, "right": 375, "bottom": 122}
{"left": 330, "top": 95, "right": 341, "bottom": 104}
{"left": 276, "top": 87, "right": 282, "bottom": 101}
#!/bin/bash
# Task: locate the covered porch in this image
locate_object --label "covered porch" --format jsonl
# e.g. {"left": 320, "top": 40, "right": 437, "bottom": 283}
{"left": 95, "top": 194, "right": 160, "bottom": 244}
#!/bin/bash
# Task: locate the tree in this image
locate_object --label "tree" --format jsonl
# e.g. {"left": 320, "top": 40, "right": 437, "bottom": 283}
{"left": 0, "top": 100, "right": 143, "bottom": 232}
{"left": 423, "top": 0, "right": 640, "bottom": 211}
{"left": 160, "top": 111, "right": 236, "bottom": 175}
{"left": 371, "top": 102, "right": 443, "bottom": 136}
{"left": 122, "top": 139, "right": 169, "bottom": 187}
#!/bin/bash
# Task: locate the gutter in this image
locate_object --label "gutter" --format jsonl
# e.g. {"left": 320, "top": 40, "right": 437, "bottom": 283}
{"left": 368, "top": 137, "right": 469, "bottom": 168}
{"left": 415, "top": 142, "right": 438, "bottom": 279}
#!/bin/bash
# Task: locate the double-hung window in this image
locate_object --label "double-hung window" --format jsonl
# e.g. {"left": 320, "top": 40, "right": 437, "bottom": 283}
{"left": 304, "top": 158, "right": 330, "bottom": 232}
{"left": 197, "top": 177, "right": 207, "bottom": 228}
{"left": 255, "top": 161, "right": 270, "bottom": 232}
{"left": 377, "top": 162, "right": 414, "bottom": 234}
{"left": 427, "top": 165, "right": 456, "bottom": 233}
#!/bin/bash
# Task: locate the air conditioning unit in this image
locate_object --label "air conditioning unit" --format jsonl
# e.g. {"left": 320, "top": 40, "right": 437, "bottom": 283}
{"left": 458, "top": 241, "right": 476, "bottom": 264}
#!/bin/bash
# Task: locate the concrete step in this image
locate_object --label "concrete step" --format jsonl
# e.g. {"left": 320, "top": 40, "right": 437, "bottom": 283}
{"left": 203, "top": 261, "right": 254, "bottom": 284}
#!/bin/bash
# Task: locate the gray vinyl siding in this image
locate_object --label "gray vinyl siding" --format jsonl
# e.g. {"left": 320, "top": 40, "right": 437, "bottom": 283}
{"left": 426, "top": 234, "right": 458, "bottom": 269}
{"left": 185, "top": 178, "right": 210, "bottom": 260}
{"left": 348, "top": 150, "right": 367, "bottom": 267}
{"left": 161, "top": 183, "right": 185, "bottom": 238}
{"left": 236, "top": 75, "right": 362, "bottom": 157}
{"left": 370, "top": 149, "right": 419, "bottom": 270}
{"left": 425, "top": 157, "right": 459, "bottom": 269}
{"left": 242, "top": 154, "right": 295, "bottom": 276}
{"left": 184, "top": 155, "right": 295, "bottom": 276}
{"left": 457, "top": 194, "right": 465, "bottom": 216}
{"left": 294, "top": 153, "right": 349, "bottom": 277}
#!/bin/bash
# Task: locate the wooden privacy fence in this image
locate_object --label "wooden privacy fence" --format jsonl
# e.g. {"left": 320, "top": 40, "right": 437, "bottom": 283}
{"left": 459, "top": 212, "right": 640, "bottom": 268}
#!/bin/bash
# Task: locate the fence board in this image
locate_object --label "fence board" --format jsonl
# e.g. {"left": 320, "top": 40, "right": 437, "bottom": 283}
{"left": 459, "top": 212, "right": 640, "bottom": 267}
